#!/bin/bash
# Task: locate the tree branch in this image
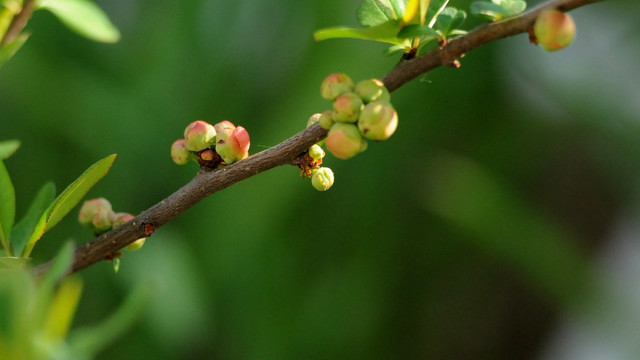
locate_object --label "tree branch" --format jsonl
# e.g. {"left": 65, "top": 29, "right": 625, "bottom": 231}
{"left": 32, "top": 0, "right": 604, "bottom": 277}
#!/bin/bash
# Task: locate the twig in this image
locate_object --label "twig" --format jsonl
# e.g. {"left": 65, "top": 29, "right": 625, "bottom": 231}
{"left": 32, "top": 0, "right": 604, "bottom": 277}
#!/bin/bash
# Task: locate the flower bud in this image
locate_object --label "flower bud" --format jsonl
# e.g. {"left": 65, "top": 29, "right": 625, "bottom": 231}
{"left": 170, "top": 139, "right": 191, "bottom": 165}
{"left": 92, "top": 210, "right": 115, "bottom": 233}
{"left": 320, "top": 73, "right": 355, "bottom": 101}
{"left": 326, "top": 123, "right": 366, "bottom": 160}
{"left": 112, "top": 212, "right": 134, "bottom": 227}
{"left": 307, "top": 113, "right": 322, "bottom": 127}
{"left": 332, "top": 92, "right": 363, "bottom": 123}
{"left": 311, "top": 167, "right": 334, "bottom": 191}
{"left": 184, "top": 120, "right": 216, "bottom": 151}
{"left": 358, "top": 101, "right": 398, "bottom": 141}
{"left": 213, "top": 120, "right": 236, "bottom": 140}
{"left": 308, "top": 144, "right": 325, "bottom": 160}
{"left": 200, "top": 149, "right": 216, "bottom": 161}
{"left": 355, "top": 79, "right": 390, "bottom": 103}
{"left": 215, "top": 122, "right": 250, "bottom": 164}
{"left": 78, "top": 198, "right": 112, "bottom": 228}
{"left": 318, "top": 110, "right": 334, "bottom": 130}
{"left": 533, "top": 10, "right": 576, "bottom": 51}
{"left": 125, "top": 238, "right": 146, "bottom": 251}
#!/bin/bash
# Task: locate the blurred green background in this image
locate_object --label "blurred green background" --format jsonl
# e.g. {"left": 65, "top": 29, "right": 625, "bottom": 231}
{"left": 2, "top": 0, "right": 640, "bottom": 359}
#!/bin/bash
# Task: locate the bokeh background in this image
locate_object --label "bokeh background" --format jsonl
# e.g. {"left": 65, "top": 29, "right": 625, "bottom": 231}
{"left": 1, "top": 0, "right": 639, "bottom": 359}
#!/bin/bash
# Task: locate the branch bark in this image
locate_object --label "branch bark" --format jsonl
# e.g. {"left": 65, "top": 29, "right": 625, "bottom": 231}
{"left": 32, "top": 0, "right": 604, "bottom": 276}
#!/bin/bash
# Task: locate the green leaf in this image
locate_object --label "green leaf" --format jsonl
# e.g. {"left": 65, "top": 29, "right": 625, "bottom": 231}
{"left": 425, "top": 0, "right": 448, "bottom": 26}
{"left": 433, "top": 7, "right": 466, "bottom": 38}
{"left": 0, "top": 161, "right": 15, "bottom": 256}
{"left": 10, "top": 182, "right": 55, "bottom": 257}
{"left": 397, "top": 24, "right": 438, "bottom": 39}
{"left": 470, "top": 0, "right": 526, "bottom": 21}
{"left": 387, "top": 0, "right": 406, "bottom": 20}
{"left": 357, "top": 0, "right": 396, "bottom": 26}
{"left": 22, "top": 154, "right": 116, "bottom": 257}
{"left": 314, "top": 20, "right": 406, "bottom": 46}
{"left": 40, "top": 241, "right": 75, "bottom": 290}
{"left": 37, "top": 0, "right": 120, "bottom": 43}
{"left": 0, "top": 34, "right": 28, "bottom": 68}
{"left": 0, "top": 139, "right": 20, "bottom": 160}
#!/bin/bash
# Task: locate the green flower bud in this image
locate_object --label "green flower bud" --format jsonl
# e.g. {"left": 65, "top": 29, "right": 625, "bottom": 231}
{"left": 320, "top": 73, "right": 355, "bottom": 101}
{"left": 318, "top": 110, "right": 334, "bottom": 130}
{"left": 332, "top": 92, "right": 363, "bottom": 123}
{"left": 326, "top": 123, "right": 366, "bottom": 160}
{"left": 307, "top": 113, "right": 322, "bottom": 127}
{"left": 308, "top": 144, "right": 325, "bottom": 160}
{"left": 533, "top": 10, "right": 576, "bottom": 51}
{"left": 311, "top": 167, "right": 334, "bottom": 191}
{"left": 78, "top": 198, "right": 112, "bottom": 228}
{"left": 170, "top": 139, "right": 190, "bottom": 165}
{"left": 358, "top": 101, "right": 398, "bottom": 141}
{"left": 92, "top": 210, "right": 115, "bottom": 233}
{"left": 355, "top": 79, "right": 390, "bottom": 103}
{"left": 184, "top": 120, "right": 216, "bottom": 151}
{"left": 125, "top": 238, "right": 146, "bottom": 251}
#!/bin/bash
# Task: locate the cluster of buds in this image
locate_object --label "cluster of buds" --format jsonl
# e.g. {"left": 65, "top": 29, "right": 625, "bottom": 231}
{"left": 171, "top": 120, "right": 250, "bottom": 168}
{"left": 318, "top": 73, "right": 398, "bottom": 160}
{"left": 78, "top": 198, "right": 145, "bottom": 251}
{"left": 296, "top": 133, "right": 335, "bottom": 191}
{"left": 532, "top": 9, "right": 576, "bottom": 52}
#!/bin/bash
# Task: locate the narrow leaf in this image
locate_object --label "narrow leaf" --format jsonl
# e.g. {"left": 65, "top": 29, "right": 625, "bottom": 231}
{"left": 426, "top": 0, "right": 448, "bottom": 27}
{"left": 37, "top": 0, "right": 121, "bottom": 43}
{"left": 40, "top": 241, "right": 75, "bottom": 290}
{"left": 357, "top": 0, "right": 396, "bottom": 26}
{"left": 387, "top": 0, "right": 406, "bottom": 20}
{"left": 10, "top": 182, "right": 55, "bottom": 256}
{"left": 434, "top": 7, "right": 466, "bottom": 38}
{"left": 0, "top": 139, "right": 20, "bottom": 160}
{"left": 0, "top": 161, "right": 15, "bottom": 256}
{"left": 22, "top": 154, "right": 116, "bottom": 257}
{"left": 43, "top": 275, "right": 83, "bottom": 341}
{"left": 314, "top": 20, "right": 405, "bottom": 46}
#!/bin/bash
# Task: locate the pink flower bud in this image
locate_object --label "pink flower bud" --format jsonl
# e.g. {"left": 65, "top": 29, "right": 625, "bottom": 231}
{"left": 533, "top": 10, "right": 576, "bottom": 51}
{"left": 171, "top": 139, "right": 190, "bottom": 165}
{"left": 184, "top": 120, "right": 216, "bottom": 151}
{"left": 214, "top": 121, "right": 250, "bottom": 164}
{"left": 326, "top": 123, "right": 366, "bottom": 160}
{"left": 78, "top": 198, "right": 112, "bottom": 228}
{"left": 332, "top": 92, "right": 363, "bottom": 123}
{"left": 355, "top": 79, "right": 390, "bottom": 103}
{"left": 112, "top": 212, "right": 135, "bottom": 227}
{"left": 92, "top": 210, "right": 115, "bottom": 233}
{"left": 320, "top": 73, "right": 355, "bottom": 101}
{"left": 357, "top": 101, "right": 398, "bottom": 141}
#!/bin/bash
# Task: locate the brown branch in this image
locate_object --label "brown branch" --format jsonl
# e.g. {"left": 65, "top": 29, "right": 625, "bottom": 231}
{"left": 1, "top": 0, "right": 36, "bottom": 46}
{"left": 32, "top": 0, "right": 604, "bottom": 277}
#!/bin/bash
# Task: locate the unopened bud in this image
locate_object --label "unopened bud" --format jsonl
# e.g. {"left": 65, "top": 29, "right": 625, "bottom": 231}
{"left": 125, "top": 238, "right": 146, "bottom": 251}
{"left": 326, "top": 123, "right": 366, "bottom": 160}
{"left": 184, "top": 120, "right": 216, "bottom": 151}
{"left": 358, "top": 101, "right": 398, "bottom": 141}
{"left": 320, "top": 73, "right": 355, "bottom": 101}
{"left": 215, "top": 121, "right": 250, "bottom": 164}
{"left": 311, "top": 167, "right": 334, "bottom": 191}
{"left": 355, "top": 79, "right": 390, "bottom": 103}
{"left": 308, "top": 144, "right": 325, "bottom": 160}
{"left": 318, "top": 110, "right": 334, "bottom": 130}
{"left": 533, "top": 10, "right": 576, "bottom": 51}
{"left": 78, "top": 198, "right": 112, "bottom": 228}
{"left": 332, "top": 92, "right": 363, "bottom": 123}
{"left": 171, "top": 139, "right": 190, "bottom": 165}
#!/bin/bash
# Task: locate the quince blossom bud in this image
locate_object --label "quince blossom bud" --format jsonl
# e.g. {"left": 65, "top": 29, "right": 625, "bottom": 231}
{"left": 92, "top": 209, "right": 115, "bottom": 233}
{"left": 307, "top": 113, "right": 322, "bottom": 127}
{"left": 112, "top": 213, "right": 146, "bottom": 250}
{"left": 214, "top": 120, "right": 250, "bottom": 164}
{"left": 171, "top": 139, "right": 190, "bottom": 165}
{"left": 78, "top": 198, "right": 112, "bottom": 228}
{"left": 533, "top": 10, "right": 576, "bottom": 51}
{"left": 308, "top": 144, "right": 325, "bottom": 160}
{"left": 125, "top": 238, "right": 146, "bottom": 251}
{"left": 355, "top": 79, "right": 390, "bottom": 103}
{"left": 184, "top": 120, "right": 216, "bottom": 151}
{"left": 317, "top": 110, "right": 334, "bottom": 130}
{"left": 320, "top": 73, "right": 355, "bottom": 101}
{"left": 332, "top": 92, "right": 363, "bottom": 123}
{"left": 358, "top": 101, "right": 398, "bottom": 141}
{"left": 326, "top": 123, "right": 366, "bottom": 160}
{"left": 311, "top": 167, "right": 334, "bottom": 191}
